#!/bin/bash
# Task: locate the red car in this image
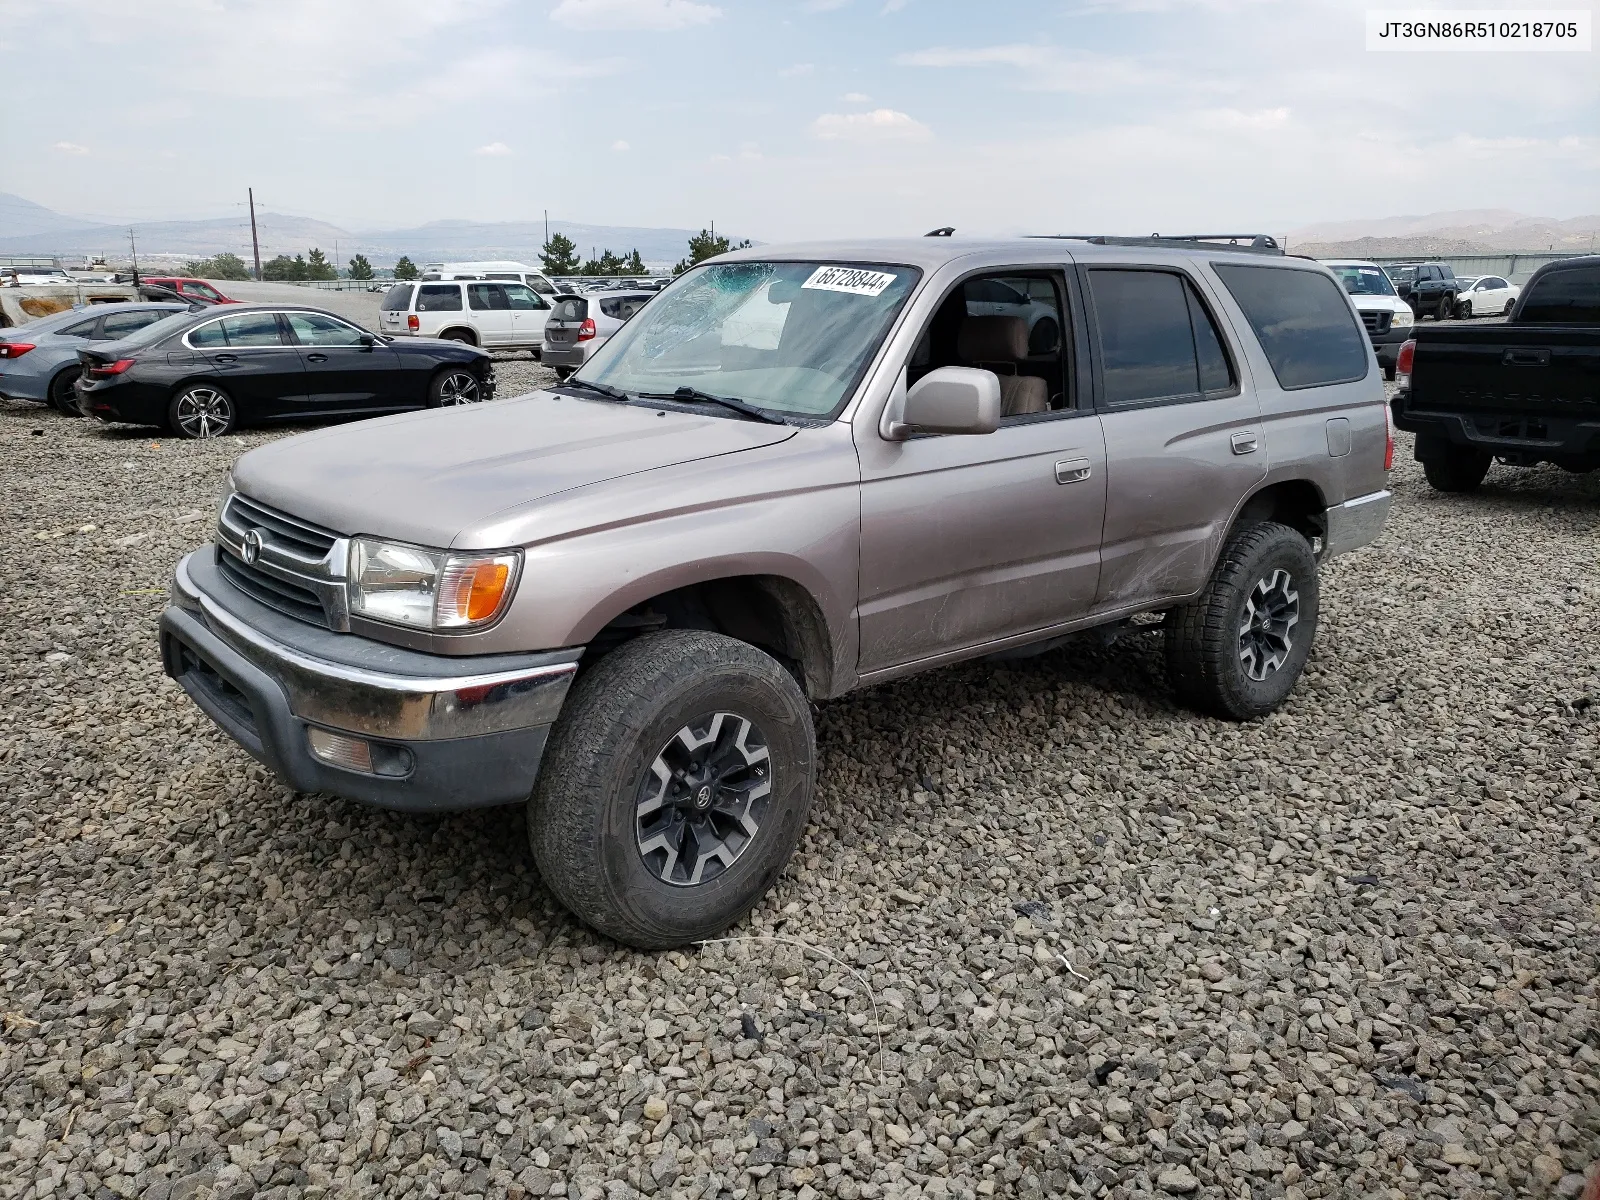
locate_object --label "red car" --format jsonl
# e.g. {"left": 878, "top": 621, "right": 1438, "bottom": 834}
{"left": 142, "top": 277, "right": 237, "bottom": 304}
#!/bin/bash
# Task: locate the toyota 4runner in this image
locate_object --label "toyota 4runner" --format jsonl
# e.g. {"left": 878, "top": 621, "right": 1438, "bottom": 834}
{"left": 161, "top": 235, "right": 1392, "bottom": 948}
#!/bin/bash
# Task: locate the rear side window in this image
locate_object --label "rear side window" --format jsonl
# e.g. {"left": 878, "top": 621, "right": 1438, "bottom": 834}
{"left": 1088, "top": 270, "right": 1235, "bottom": 405}
{"left": 215, "top": 313, "right": 286, "bottom": 346}
{"left": 1212, "top": 264, "right": 1368, "bottom": 390}
{"left": 468, "top": 283, "right": 510, "bottom": 311}
{"left": 380, "top": 284, "right": 414, "bottom": 311}
{"left": 552, "top": 297, "right": 587, "bottom": 322}
{"left": 1517, "top": 267, "right": 1600, "bottom": 324}
{"left": 58, "top": 317, "right": 99, "bottom": 338}
{"left": 416, "top": 285, "right": 463, "bottom": 312}
{"left": 100, "top": 310, "right": 169, "bottom": 339}
{"left": 599, "top": 296, "right": 651, "bottom": 320}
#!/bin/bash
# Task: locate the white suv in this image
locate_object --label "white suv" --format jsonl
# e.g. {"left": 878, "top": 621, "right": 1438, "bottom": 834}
{"left": 379, "top": 280, "right": 554, "bottom": 351}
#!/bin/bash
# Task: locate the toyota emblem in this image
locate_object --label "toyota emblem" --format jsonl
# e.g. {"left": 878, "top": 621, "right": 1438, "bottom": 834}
{"left": 240, "top": 528, "right": 263, "bottom": 565}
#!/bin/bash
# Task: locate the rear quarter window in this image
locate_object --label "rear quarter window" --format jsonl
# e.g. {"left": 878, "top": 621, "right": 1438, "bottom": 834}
{"left": 1212, "top": 264, "right": 1369, "bottom": 390}
{"left": 416, "top": 285, "right": 463, "bottom": 313}
{"left": 1517, "top": 267, "right": 1600, "bottom": 324}
{"left": 380, "top": 284, "right": 415, "bottom": 311}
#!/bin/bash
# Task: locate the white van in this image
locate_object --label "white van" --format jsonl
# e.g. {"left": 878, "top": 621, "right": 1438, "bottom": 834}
{"left": 378, "top": 279, "right": 554, "bottom": 351}
{"left": 418, "top": 261, "right": 567, "bottom": 295}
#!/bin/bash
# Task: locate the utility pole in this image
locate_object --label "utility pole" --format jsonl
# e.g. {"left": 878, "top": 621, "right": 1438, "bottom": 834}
{"left": 248, "top": 187, "right": 262, "bottom": 281}
{"left": 544, "top": 209, "right": 548, "bottom": 246}
{"left": 128, "top": 228, "right": 139, "bottom": 286}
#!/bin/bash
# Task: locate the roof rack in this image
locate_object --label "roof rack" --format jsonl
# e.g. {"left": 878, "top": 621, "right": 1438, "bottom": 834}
{"left": 1029, "top": 234, "right": 1284, "bottom": 255}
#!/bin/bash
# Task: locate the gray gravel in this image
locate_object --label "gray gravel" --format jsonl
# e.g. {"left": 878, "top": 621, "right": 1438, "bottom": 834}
{"left": 1, "top": 375, "right": 1596, "bottom": 1200}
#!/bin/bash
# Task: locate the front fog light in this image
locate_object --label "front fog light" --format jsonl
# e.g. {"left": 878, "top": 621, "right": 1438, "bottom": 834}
{"left": 307, "top": 728, "right": 413, "bottom": 777}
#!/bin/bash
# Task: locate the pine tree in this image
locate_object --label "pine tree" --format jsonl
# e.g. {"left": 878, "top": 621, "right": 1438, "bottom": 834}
{"left": 540, "top": 233, "right": 580, "bottom": 277}
{"left": 393, "top": 256, "right": 419, "bottom": 280}
{"left": 347, "top": 254, "right": 374, "bottom": 280}
{"left": 673, "top": 228, "right": 751, "bottom": 275}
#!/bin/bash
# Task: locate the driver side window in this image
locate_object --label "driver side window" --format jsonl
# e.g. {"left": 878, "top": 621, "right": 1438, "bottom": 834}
{"left": 906, "top": 270, "right": 1073, "bottom": 420}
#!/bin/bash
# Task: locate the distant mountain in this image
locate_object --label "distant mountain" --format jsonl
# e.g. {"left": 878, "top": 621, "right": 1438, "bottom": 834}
{"left": 1289, "top": 210, "right": 1600, "bottom": 258}
{"left": 0, "top": 193, "right": 731, "bottom": 269}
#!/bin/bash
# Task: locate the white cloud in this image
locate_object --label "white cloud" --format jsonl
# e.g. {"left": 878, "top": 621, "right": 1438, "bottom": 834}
{"left": 550, "top": 0, "right": 720, "bottom": 31}
{"left": 474, "top": 141, "right": 513, "bottom": 156}
{"left": 779, "top": 62, "right": 815, "bottom": 77}
{"left": 842, "top": 92, "right": 871, "bottom": 102}
{"left": 53, "top": 141, "right": 89, "bottom": 155}
{"left": 612, "top": 139, "right": 631, "bottom": 151}
{"left": 881, "top": 0, "right": 910, "bottom": 10}
{"left": 812, "top": 108, "right": 931, "bottom": 142}
{"left": 1196, "top": 106, "right": 1291, "bottom": 130}
{"left": 895, "top": 43, "right": 1160, "bottom": 93}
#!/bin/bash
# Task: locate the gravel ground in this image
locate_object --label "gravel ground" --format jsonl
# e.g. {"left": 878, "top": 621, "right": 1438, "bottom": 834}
{"left": 0, "top": 370, "right": 1595, "bottom": 1200}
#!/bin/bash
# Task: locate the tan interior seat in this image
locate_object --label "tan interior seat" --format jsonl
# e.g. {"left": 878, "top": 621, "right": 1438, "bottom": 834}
{"left": 956, "top": 316, "right": 1049, "bottom": 416}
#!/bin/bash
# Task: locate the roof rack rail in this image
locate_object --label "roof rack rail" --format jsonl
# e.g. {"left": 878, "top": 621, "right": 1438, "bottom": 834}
{"left": 1029, "top": 233, "right": 1284, "bottom": 255}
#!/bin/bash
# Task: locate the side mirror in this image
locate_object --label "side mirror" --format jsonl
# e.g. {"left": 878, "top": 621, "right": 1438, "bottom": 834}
{"left": 358, "top": 332, "right": 376, "bottom": 347}
{"left": 889, "top": 366, "right": 1000, "bottom": 437}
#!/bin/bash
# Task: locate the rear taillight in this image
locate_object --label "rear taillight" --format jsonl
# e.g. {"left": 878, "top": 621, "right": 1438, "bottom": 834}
{"left": 1395, "top": 338, "right": 1414, "bottom": 377}
{"left": 0, "top": 342, "right": 36, "bottom": 358}
{"left": 407, "top": 314, "right": 419, "bottom": 331}
{"left": 89, "top": 358, "right": 135, "bottom": 377}
{"left": 576, "top": 318, "right": 597, "bottom": 342}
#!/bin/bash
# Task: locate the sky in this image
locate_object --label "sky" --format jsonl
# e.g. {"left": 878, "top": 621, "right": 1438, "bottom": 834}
{"left": 1, "top": 0, "right": 1596, "bottom": 242}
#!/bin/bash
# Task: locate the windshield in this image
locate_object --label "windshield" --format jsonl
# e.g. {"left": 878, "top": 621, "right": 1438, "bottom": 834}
{"left": 1326, "top": 264, "right": 1396, "bottom": 297}
{"left": 114, "top": 311, "right": 198, "bottom": 347}
{"left": 1389, "top": 265, "right": 1418, "bottom": 284}
{"left": 576, "top": 261, "right": 920, "bottom": 419}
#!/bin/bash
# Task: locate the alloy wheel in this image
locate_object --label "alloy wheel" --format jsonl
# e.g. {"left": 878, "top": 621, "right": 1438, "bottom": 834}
{"left": 635, "top": 712, "right": 771, "bottom": 887}
{"left": 438, "top": 371, "right": 481, "bottom": 405}
{"left": 173, "top": 387, "right": 233, "bottom": 438}
{"left": 1238, "top": 568, "right": 1299, "bottom": 682}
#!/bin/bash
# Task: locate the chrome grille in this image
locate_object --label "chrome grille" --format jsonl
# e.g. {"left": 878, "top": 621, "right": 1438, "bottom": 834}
{"left": 1361, "top": 311, "right": 1392, "bottom": 335}
{"left": 215, "top": 494, "right": 350, "bottom": 630}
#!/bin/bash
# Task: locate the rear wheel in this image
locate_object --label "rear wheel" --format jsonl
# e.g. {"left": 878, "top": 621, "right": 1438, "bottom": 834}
{"left": 167, "top": 384, "right": 236, "bottom": 438}
{"left": 428, "top": 367, "right": 482, "bottom": 407}
{"left": 1418, "top": 437, "right": 1490, "bottom": 493}
{"left": 49, "top": 368, "right": 84, "bottom": 416}
{"left": 440, "top": 329, "right": 476, "bottom": 345}
{"left": 1503, "top": 300, "right": 1515, "bottom": 315}
{"left": 1435, "top": 295, "right": 1453, "bottom": 321}
{"left": 528, "top": 630, "right": 815, "bottom": 948}
{"left": 1165, "top": 521, "right": 1319, "bottom": 721}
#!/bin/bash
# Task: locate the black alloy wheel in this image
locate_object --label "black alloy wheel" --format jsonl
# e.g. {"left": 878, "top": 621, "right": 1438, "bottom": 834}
{"left": 635, "top": 712, "right": 772, "bottom": 887}
{"left": 49, "top": 368, "right": 84, "bottom": 416}
{"left": 430, "top": 368, "right": 482, "bottom": 407}
{"left": 1457, "top": 300, "right": 1473, "bottom": 319}
{"left": 168, "top": 385, "right": 236, "bottom": 438}
{"left": 1238, "top": 568, "right": 1299, "bottom": 682}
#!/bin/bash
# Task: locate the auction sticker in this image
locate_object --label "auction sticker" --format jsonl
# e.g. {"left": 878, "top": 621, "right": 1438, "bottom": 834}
{"left": 801, "top": 266, "right": 898, "bottom": 297}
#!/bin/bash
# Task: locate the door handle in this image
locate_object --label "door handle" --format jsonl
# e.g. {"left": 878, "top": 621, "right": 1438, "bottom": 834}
{"left": 1055, "top": 458, "right": 1092, "bottom": 484}
{"left": 1503, "top": 348, "right": 1549, "bottom": 366}
{"left": 306, "top": 353, "right": 328, "bottom": 363}
{"left": 215, "top": 354, "right": 237, "bottom": 363}
{"left": 1230, "top": 431, "right": 1258, "bottom": 455}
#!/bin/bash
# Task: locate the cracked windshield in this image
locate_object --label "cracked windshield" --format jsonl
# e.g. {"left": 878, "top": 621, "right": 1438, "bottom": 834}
{"left": 576, "top": 261, "right": 919, "bottom": 418}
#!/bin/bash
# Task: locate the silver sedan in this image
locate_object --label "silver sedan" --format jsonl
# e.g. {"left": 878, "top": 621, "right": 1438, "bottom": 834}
{"left": 0, "top": 302, "right": 187, "bottom": 414}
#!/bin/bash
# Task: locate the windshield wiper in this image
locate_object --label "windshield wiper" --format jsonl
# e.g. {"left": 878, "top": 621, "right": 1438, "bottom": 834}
{"left": 640, "top": 387, "right": 786, "bottom": 425}
{"left": 558, "top": 378, "right": 630, "bottom": 402}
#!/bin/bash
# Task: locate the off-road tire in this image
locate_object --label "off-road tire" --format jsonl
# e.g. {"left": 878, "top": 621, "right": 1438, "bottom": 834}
{"left": 49, "top": 368, "right": 84, "bottom": 416}
{"left": 1165, "top": 521, "right": 1319, "bottom": 721}
{"left": 528, "top": 630, "right": 816, "bottom": 949}
{"left": 440, "top": 328, "right": 476, "bottom": 345}
{"left": 1419, "top": 442, "right": 1491, "bottom": 493}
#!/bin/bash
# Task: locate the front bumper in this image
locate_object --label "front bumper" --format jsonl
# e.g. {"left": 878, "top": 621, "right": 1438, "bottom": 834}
{"left": 1368, "top": 324, "right": 1411, "bottom": 364}
{"left": 1322, "top": 490, "right": 1391, "bottom": 558}
{"left": 160, "top": 550, "right": 580, "bottom": 811}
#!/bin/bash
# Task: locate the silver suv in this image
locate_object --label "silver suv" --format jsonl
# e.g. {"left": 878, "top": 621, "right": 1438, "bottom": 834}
{"left": 162, "top": 235, "right": 1391, "bottom": 947}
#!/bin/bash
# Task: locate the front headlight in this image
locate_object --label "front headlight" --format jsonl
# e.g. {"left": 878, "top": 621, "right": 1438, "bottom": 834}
{"left": 1390, "top": 307, "right": 1413, "bottom": 327}
{"left": 348, "top": 538, "right": 520, "bottom": 631}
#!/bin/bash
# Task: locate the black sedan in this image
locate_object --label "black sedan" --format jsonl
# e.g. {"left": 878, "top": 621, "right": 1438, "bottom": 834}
{"left": 74, "top": 305, "right": 496, "bottom": 438}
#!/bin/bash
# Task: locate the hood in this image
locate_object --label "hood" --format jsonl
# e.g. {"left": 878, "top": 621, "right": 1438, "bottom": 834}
{"left": 1348, "top": 294, "right": 1412, "bottom": 314}
{"left": 229, "top": 390, "right": 798, "bottom": 548}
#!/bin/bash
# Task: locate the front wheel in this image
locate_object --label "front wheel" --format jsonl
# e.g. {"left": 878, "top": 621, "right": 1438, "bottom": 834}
{"left": 1165, "top": 522, "right": 1319, "bottom": 721}
{"left": 168, "top": 384, "right": 236, "bottom": 438}
{"left": 428, "top": 367, "right": 483, "bottom": 407}
{"left": 1457, "top": 300, "right": 1473, "bottom": 319}
{"left": 528, "top": 630, "right": 816, "bottom": 948}
{"left": 50, "top": 368, "right": 84, "bottom": 416}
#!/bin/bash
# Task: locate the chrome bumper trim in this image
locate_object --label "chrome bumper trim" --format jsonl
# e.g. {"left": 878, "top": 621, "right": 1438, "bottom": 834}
{"left": 173, "top": 557, "right": 575, "bottom": 740}
{"left": 1323, "top": 489, "right": 1391, "bottom": 558}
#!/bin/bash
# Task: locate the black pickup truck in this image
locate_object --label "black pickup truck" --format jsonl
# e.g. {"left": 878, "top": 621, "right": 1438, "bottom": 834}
{"left": 1392, "top": 255, "right": 1600, "bottom": 492}
{"left": 1389, "top": 261, "right": 1460, "bottom": 321}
